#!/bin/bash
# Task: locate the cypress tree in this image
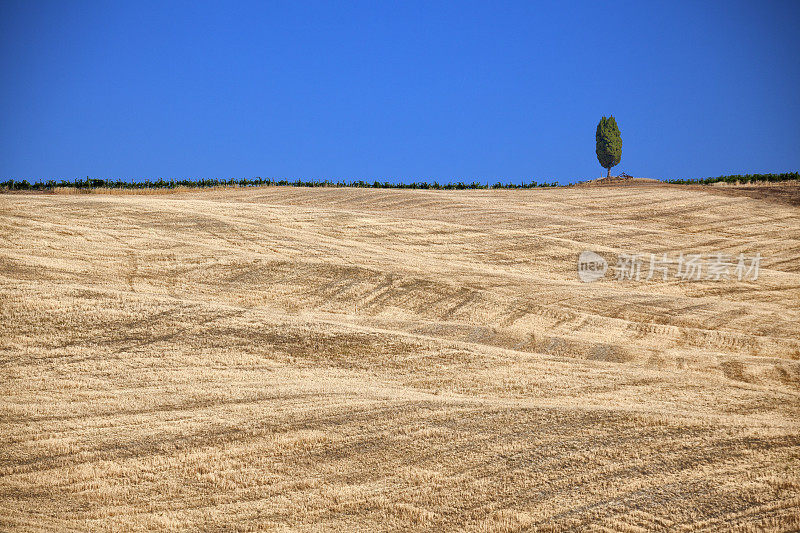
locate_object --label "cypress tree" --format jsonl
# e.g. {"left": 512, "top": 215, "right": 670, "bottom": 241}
{"left": 596, "top": 116, "right": 622, "bottom": 177}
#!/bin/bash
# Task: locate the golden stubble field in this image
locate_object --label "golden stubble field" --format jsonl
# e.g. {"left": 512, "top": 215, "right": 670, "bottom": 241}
{"left": 1, "top": 184, "right": 799, "bottom": 531}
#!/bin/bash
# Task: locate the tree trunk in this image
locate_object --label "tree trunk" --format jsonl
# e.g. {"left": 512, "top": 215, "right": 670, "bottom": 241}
{"left": 607, "top": 167, "right": 611, "bottom": 178}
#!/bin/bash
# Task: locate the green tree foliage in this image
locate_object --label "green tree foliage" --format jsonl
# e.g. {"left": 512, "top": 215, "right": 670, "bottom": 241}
{"left": 666, "top": 172, "right": 800, "bottom": 185}
{"left": 596, "top": 116, "right": 622, "bottom": 177}
{"left": 0, "top": 177, "right": 562, "bottom": 191}
{"left": 2, "top": 172, "right": 798, "bottom": 192}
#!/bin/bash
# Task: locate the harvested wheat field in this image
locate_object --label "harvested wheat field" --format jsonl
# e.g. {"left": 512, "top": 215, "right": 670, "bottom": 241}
{"left": 1, "top": 184, "right": 799, "bottom": 531}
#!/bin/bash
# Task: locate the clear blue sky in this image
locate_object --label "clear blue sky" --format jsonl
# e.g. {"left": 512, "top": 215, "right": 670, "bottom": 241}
{"left": 1, "top": 1, "right": 798, "bottom": 184}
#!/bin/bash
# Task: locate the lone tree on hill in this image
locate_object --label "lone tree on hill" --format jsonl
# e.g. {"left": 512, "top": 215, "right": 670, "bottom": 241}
{"left": 596, "top": 116, "right": 622, "bottom": 177}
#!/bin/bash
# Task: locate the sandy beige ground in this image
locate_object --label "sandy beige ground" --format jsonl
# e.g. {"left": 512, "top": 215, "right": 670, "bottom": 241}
{"left": 1, "top": 185, "right": 799, "bottom": 531}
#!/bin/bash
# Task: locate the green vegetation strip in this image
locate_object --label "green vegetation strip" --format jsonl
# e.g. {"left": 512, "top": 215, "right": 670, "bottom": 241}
{"left": 1, "top": 172, "right": 797, "bottom": 191}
